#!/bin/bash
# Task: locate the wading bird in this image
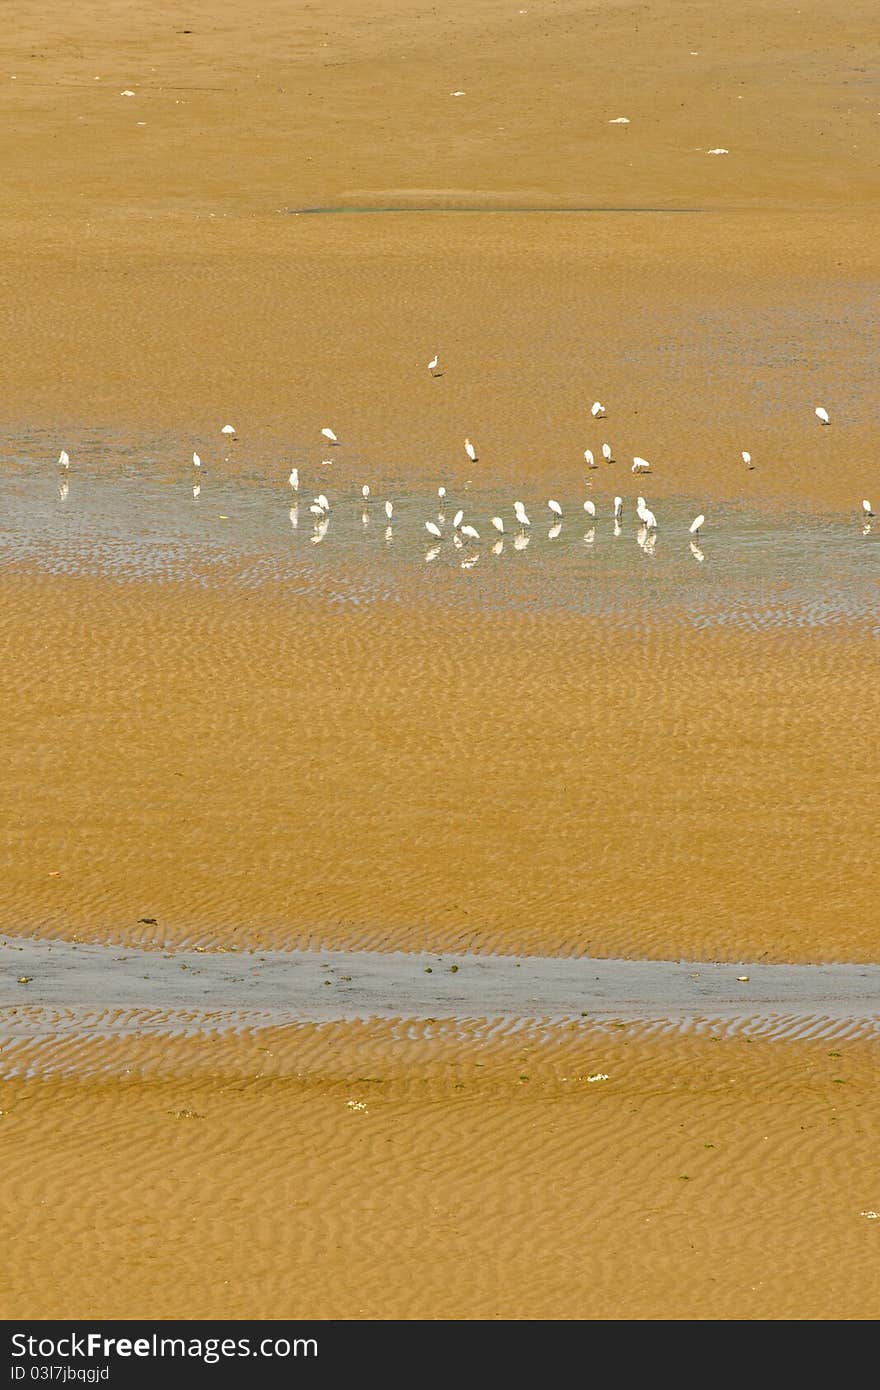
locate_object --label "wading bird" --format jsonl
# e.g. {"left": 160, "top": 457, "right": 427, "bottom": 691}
{"left": 514, "top": 501, "right": 531, "bottom": 528}
{"left": 584, "top": 449, "right": 596, "bottom": 469}
{"left": 58, "top": 450, "right": 70, "bottom": 470}
{"left": 548, "top": 499, "right": 563, "bottom": 520}
{"left": 613, "top": 496, "right": 623, "bottom": 520}
{"left": 428, "top": 354, "right": 440, "bottom": 375}
{"left": 689, "top": 513, "right": 705, "bottom": 536}
{"left": 583, "top": 499, "right": 596, "bottom": 518}
{"left": 591, "top": 402, "right": 606, "bottom": 418}
{"left": 425, "top": 520, "right": 442, "bottom": 539}
{"left": 491, "top": 516, "right": 505, "bottom": 534}
{"left": 385, "top": 500, "right": 394, "bottom": 520}
{"left": 465, "top": 438, "right": 478, "bottom": 462}
{"left": 742, "top": 451, "right": 753, "bottom": 468}
{"left": 863, "top": 500, "right": 875, "bottom": 518}
{"left": 321, "top": 427, "right": 338, "bottom": 443}
{"left": 632, "top": 457, "right": 651, "bottom": 473}
{"left": 460, "top": 523, "right": 480, "bottom": 542}
{"left": 815, "top": 407, "right": 830, "bottom": 425}
{"left": 192, "top": 452, "right": 201, "bottom": 469}
{"left": 602, "top": 443, "right": 613, "bottom": 463}
{"left": 221, "top": 424, "right": 235, "bottom": 436}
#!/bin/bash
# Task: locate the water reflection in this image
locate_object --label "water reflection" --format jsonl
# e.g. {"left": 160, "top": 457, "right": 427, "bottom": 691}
{"left": 0, "top": 440, "right": 876, "bottom": 634}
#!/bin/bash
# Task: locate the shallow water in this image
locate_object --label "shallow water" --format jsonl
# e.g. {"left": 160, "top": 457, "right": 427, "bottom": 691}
{"left": 0, "top": 435, "right": 876, "bottom": 633}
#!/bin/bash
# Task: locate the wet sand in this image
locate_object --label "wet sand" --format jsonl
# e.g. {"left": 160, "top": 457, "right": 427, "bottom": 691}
{"left": 1, "top": 0, "right": 879, "bottom": 1323}
{"left": 6, "top": 936, "right": 880, "bottom": 1038}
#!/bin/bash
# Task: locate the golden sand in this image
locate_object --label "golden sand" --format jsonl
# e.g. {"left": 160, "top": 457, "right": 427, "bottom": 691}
{"left": 1, "top": 0, "right": 878, "bottom": 1321}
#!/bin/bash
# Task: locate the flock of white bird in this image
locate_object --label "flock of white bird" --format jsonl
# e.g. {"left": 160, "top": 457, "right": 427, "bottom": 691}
{"left": 54, "top": 386, "right": 875, "bottom": 566}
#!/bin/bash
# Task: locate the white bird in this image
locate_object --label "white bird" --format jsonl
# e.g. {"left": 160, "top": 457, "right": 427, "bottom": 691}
{"left": 491, "top": 516, "right": 505, "bottom": 534}
{"left": 613, "top": 496, "right": 623, "bottom": 519}
{"left": 452, "top": 508, "right": 464, "bottom": 529}
{"left": 460, "top": 524, "right": 480, "bottom": 541}
{"left": 438, "top": 486, "right": 447, "bottom": 503}
{"left": 425, "top": 520, "right": 442, "bottom": 539}
{"left": 316, "top": 493, "right": 330, "bottom": 512}
{"left": 863, "top": 500, "right": 875, "bottom": 518}
{"left": 584, "top": 449, "right": 596, "bottom": 469}
{"left": 464, "top": 438, "right": 478, "bottom": 462}
{"left": 707, "top": 147, "right": 729, "bottom": 155}
{"left": 689, "top": 513, "right": 705, "bottom": 536}
{"left": 602, "top": 443, "right": 613, "bottom": 462}
{"left": 815, "top": 407, "right": 830, "bottom": 425}
{"left": 309, "top": 503, "right": 325, "bottom": 516}
{"left": 362, "top": 484, "right": 370, "bottom": 500}
{"left": 591, "top": 401, "right": 606, "bottom": 418}
{"left": 221, "top": 424, "right": 235, "bottom": 435}
{"left": 583, "top": 499, "right": 596, "bottom": 518}
{"left": 742, "top": 451, "right": 753, "bottom": 468}
{"left": 632, "top": 457, "right": 651, "bottom": 473}
{"left": 548, "top": 499, "right": 563, "bottom": 519}
{"left": 58, "top": 450, "right": 70, "bottom": 470}
{"left": 428, "top": 354, "right": 440, "bottom": 374}
{"left": 192, "top": 452, "right": 201, "bottom": 469}
{"left": 385, "top": 500, "right": 393, "bottom": 520}
{"left": 289, "top": 467, "right": 299, "bottom": 491}
{"left": 321, "top": 427, "right": 338, "bottom": 443}
{"left": 514, "top": 501, "right": 531, "bottom": 527}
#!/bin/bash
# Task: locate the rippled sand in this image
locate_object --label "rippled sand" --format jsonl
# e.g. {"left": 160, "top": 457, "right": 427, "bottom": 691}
{"left": 2, "top": 1021, "right": 879, "bottom": 1321}
{"left": 1, "top": 0, "right": 878, "bottom": 1322}
{"left": 1, "top": 564, "right": 875, "bottom": 964}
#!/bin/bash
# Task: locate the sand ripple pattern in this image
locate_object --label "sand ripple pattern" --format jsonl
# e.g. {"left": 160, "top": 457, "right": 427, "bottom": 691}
{"left": 1, "top": 1017, "right": 878, "bottom": 1320}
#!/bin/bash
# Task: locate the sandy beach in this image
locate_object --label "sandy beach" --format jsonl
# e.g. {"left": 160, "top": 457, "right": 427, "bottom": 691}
{"left": 1, "top": 0, "right": 878, "bottom": 1323}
